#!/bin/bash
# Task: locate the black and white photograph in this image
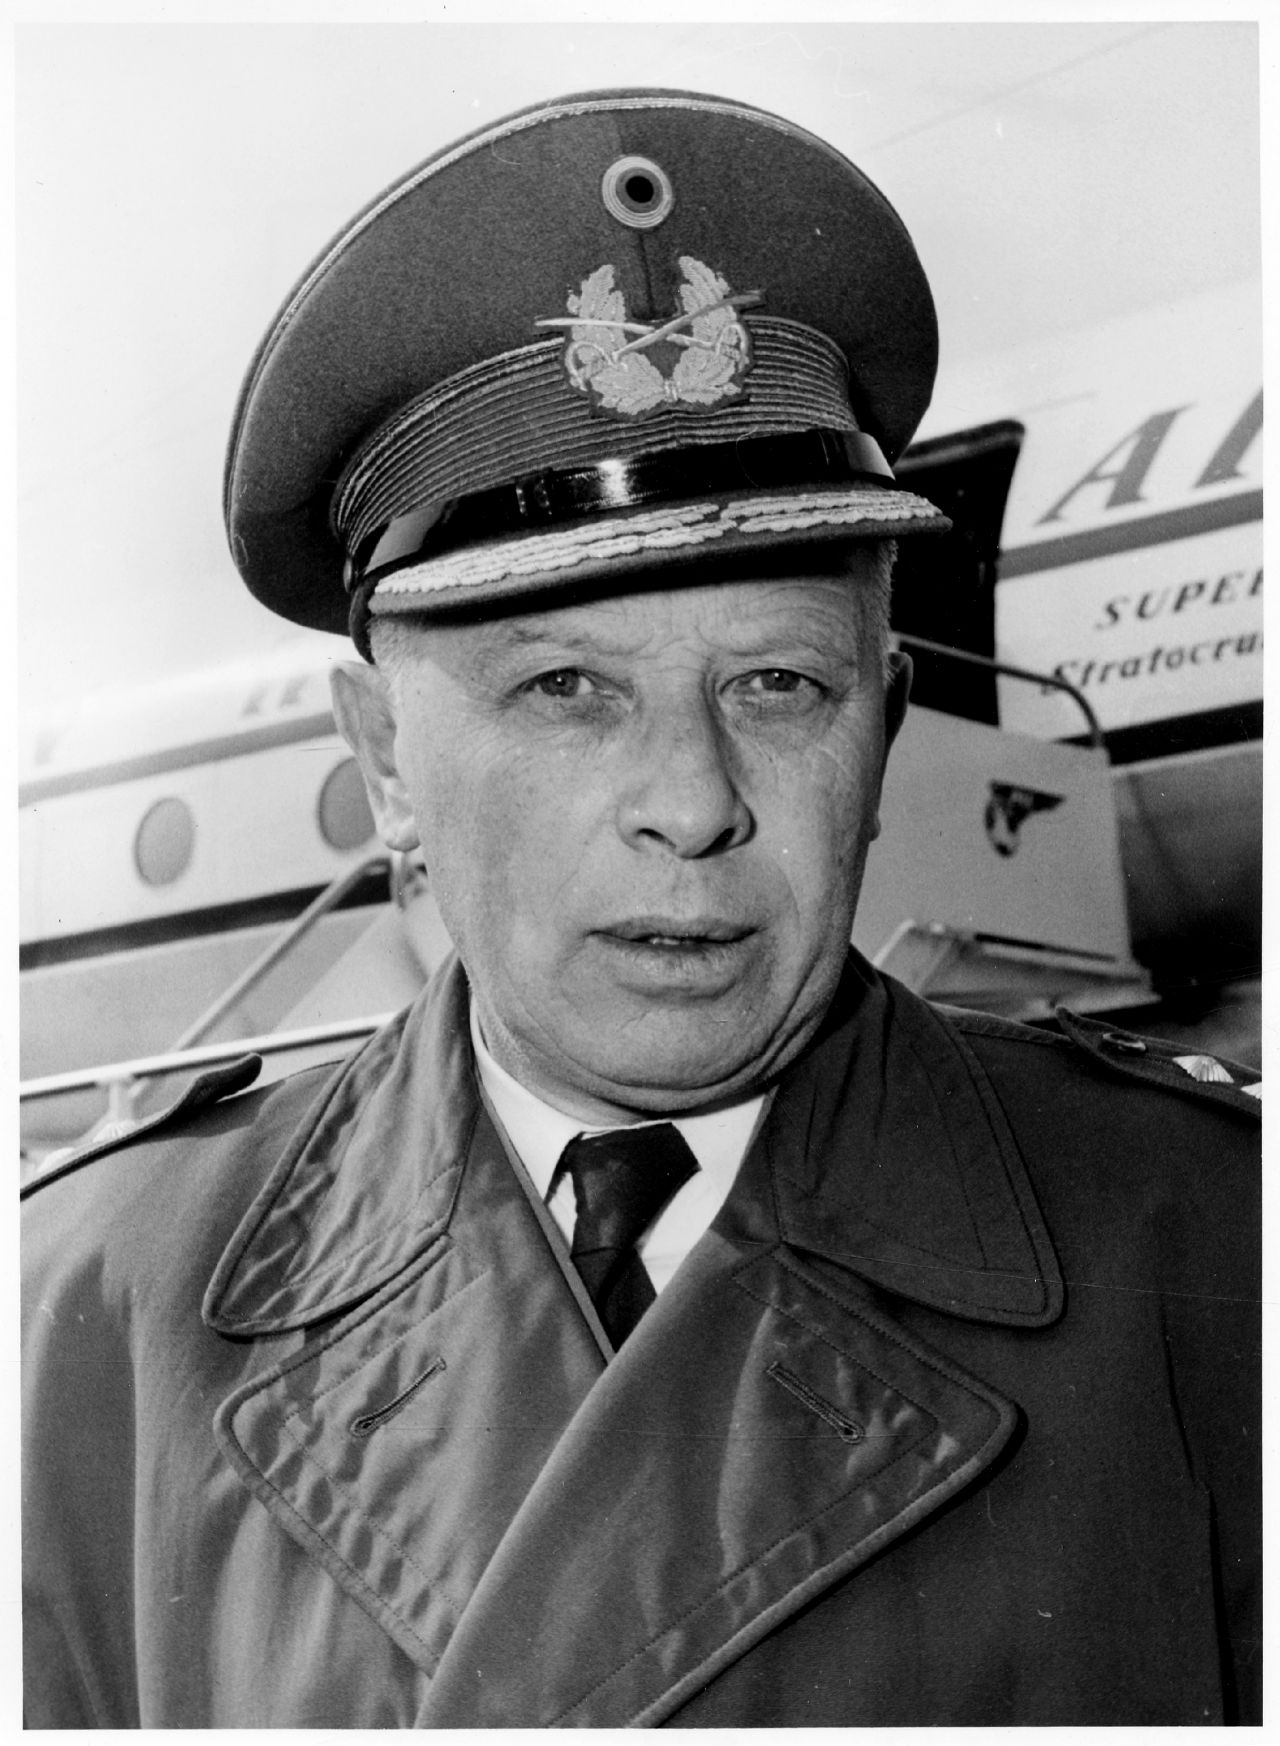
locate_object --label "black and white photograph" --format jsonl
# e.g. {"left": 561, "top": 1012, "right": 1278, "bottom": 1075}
{"left": 17, "top": 12, "right": 1265, "bottom": 1727}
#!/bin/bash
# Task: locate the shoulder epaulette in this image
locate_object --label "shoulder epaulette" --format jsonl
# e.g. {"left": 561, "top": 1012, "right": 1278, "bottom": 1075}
{"left": 1052, "top": 1008, "right": 1261, "bottom": 1118}
{"left": 21, "top": 1055, "right": 263, "bottom": 1201}
{"left": 940, "top": 1005, "right": 1068, "bottom": 1049}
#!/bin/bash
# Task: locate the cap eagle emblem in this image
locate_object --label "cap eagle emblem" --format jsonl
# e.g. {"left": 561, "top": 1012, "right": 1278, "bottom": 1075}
{"left": 537, "top": 257, "right": 761, "bottom": 417}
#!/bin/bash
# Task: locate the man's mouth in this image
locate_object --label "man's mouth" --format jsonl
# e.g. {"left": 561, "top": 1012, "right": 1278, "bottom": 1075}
{"left": 604, "top": 916, "right": 753, "bottom": 948}
{"left": 589, "top": 917, "right": 761, "bottom": 994}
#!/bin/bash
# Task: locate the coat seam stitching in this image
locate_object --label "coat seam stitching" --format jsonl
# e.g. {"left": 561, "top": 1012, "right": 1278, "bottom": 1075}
{"left": 945, "top": 1013, "right": 1066, "bottom": 1047}
{"left": 217, "top": 1057, "right": 480, "bottom": 1323}
{"left": 206, "top": 1033, "right": 399, "bottom": 1310}
{"left": 631, "top": 1390, "right": 1017, "bottom": 1726}
{"left": 226, "top": 1163, "right": 464, "bottom": 1320}
{"left": 252, "top": 1409, "right": 467, "bottom": 1630}
{"left": 735, "top": 1258, "right": 936, "bottom": 1415}
{"left": 554, "top": 1409, "right": 1000, "bottom": 1725}
{"left": 280, "top": 1257, "right": 479, "bottom": 1418}
{"left": 213, "top": 1018, "right": 419, "bottom": 1305}
{"left": 289, "top": 1091, "right": 479, "bottom": 1270}
{"left": 893, "top": 999, "right": 998, "bottom": 1262}
{"left": 551, "top": 1435, "right": 933, "bottom": 1722}
{"left": 921, "top": 1000, "right": 1058, "bottom": 1293}
{"left": 740, "top": 1245, "right": 1006, "bottom": 1401}
{"left": 551, "top": 1254, "right": 1006, "bottom": 1723}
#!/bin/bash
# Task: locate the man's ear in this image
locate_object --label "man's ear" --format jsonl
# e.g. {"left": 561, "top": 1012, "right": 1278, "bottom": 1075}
{"left": 868, "top": 648, "right": 912, "bottom": 842}
{"left": 329, "top": 662, "right": 421, "bottom": 853}
{"left": 883, "top": 648, "right": 912, "bottom": 752}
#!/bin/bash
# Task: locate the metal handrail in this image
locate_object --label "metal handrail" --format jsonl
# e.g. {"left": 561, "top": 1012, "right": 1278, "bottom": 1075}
{"left": 19, "top": 1014, "right": 393, "bottom": 1102}
{"left": 167, "top": 852, "right": 391, "bottom": 1052}
{"left": 895, "top": 634, "right": 1105, "bottom": 750}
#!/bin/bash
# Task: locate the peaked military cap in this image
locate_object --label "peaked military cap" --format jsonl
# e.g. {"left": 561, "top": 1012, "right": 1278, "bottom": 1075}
{"left": 224, "top": 88, "right": 948, "bottom": 656}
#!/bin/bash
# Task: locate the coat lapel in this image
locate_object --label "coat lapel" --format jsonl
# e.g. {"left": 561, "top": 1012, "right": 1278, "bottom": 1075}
{"left": 206, "top": 962, "right": 607, "bottom": 1678}
{"left": 415, "top": 1211, "right": 1020, "bottom": 1726}
{"left": 212, "top": 1108, "right": 606, "bottom": 1679}
{"left": 417, "top": 960, "right": 1061, "bottom": 1726}
{"left": 206, "top": 953, "right": 1062, "bottom": 1723}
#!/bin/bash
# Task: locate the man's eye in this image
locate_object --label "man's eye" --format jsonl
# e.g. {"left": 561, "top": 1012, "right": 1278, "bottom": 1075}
{"left": 739, "top": 669, "right": 816, "bottom": 697}
{"left": 530, "top": 669, "right": 595, "bottom": 699}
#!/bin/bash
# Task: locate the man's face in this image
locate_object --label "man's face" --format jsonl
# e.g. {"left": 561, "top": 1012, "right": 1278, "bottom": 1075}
{"left": 335, "top": 554, "right": 908, "bottom": 1121}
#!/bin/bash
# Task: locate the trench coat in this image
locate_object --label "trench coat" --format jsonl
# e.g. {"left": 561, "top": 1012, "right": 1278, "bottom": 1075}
{"left": 22, "top": 952, "right": 1260, "bottom": 1727}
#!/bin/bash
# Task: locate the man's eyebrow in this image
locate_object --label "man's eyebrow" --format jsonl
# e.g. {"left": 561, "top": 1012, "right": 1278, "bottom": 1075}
{"left": 479, "top": 621, "right": 628, "bottom": 658}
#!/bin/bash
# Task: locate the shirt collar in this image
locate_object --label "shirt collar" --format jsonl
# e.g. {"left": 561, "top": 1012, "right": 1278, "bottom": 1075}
{"left": 468, "top": 1000, "right": 766, "bottom": 1200}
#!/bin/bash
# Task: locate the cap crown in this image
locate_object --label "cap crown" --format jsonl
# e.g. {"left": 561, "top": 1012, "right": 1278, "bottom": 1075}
{"left": 225, "top": 89, "right": 939, "bottom": 634}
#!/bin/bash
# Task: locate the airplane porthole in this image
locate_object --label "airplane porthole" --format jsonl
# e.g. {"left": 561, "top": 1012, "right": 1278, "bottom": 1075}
{"left": 317, "top": 757, "right": 376, "bottom": 852}
{"left": 134, "top": 797, "right": 195, "bottom": 886}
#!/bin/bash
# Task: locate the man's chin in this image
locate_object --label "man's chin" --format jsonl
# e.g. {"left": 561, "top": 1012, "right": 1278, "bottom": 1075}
{"left": 479, "top": 941, "right": 846, "bottom": 1116}
{"left": 551, "top": 1015, "right": 812, "bottom": 1116}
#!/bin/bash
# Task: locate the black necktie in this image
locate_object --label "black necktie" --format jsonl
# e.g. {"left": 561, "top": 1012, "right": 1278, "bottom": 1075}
{"left": 559, "top": 1124, "right": 698, "bottom": 1349}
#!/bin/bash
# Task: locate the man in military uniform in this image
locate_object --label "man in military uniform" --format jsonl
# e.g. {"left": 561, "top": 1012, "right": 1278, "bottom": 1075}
{"left": 22, "top": 90, "right": 1260, "bottom": 1726}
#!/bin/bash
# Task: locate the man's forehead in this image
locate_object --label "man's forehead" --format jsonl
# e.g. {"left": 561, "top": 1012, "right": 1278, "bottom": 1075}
{"left": 396, "top": 569, "right": 873, "bottom": 663}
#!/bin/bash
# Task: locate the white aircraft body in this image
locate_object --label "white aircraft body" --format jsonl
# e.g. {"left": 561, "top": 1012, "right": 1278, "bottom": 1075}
{"left": 907, "top": 278, "right": 1261, "bottom": 983}
{"left": 20, "top": 282, "right": 1262, "bottom": 1156}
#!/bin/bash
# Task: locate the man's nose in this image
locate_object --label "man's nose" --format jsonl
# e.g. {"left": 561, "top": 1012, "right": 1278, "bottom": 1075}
{"left": 615, "top": 693, "right": 753, "bottom": 858}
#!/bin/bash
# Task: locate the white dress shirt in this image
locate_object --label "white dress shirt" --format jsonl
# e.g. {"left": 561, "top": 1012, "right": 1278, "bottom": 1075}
{"left": 469, "top": 1004, "right": 768, "bottom": 1294}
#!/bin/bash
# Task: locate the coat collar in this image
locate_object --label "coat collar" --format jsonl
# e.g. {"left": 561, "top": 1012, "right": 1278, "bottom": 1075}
{"left": 203, "top": 965, "right": 473, "bottom": 1336}
{"left": 204, "top": 952, "right": 1062, "bottom": 1337}
{"left": 762, "top": 953, "right": 1062, "bottom": 1325}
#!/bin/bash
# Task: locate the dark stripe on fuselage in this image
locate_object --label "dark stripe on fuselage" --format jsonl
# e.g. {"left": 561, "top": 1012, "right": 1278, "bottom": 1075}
{"left": 1066, "top": 699, "right": 1263, "bottom": 766}
{"left": 19, "top": 869, "right": 391, "bottom": 971}
{"left": 998, "top": 489, "right": 1262, "bottom": 579}
{"left": 20, "top": 712, "right": 340, "bottom": 807}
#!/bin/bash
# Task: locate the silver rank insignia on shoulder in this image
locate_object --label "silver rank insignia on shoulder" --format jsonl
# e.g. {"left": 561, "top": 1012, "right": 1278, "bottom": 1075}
{"left": 1171, "top": 1053, "right": 1236, "bottom": 1085}
{"left": 537, "top": 257, "right": 761, "bottom": 416}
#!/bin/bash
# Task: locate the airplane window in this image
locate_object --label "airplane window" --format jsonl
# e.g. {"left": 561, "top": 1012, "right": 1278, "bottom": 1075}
{"left": 134, "top": 796, "right": 195, "bottom": 886}
{"left": 317, "top": 757, "right": 376, "bottom": 852}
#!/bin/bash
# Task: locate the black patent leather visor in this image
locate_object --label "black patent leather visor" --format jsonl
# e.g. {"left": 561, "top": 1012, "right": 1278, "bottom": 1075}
{"left": 346, "top": 428, "right": 898, "bottom": 590}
